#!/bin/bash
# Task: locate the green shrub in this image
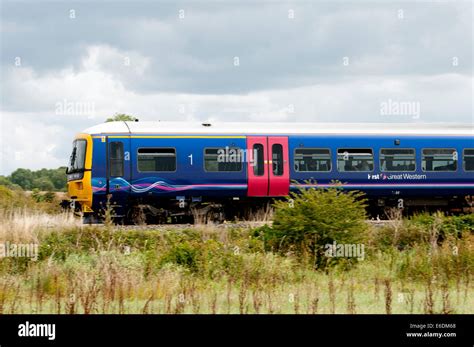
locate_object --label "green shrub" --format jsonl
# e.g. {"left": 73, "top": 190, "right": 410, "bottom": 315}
{"left": 370, "top": 221, "right": 429, "bottom": 251}
{"left": 31, "top": 188, "right": 42, "bottom": 202}
{"left": 43, "top": 191, "right": 56, "bottom": 203}
{"left": 0, "top": 256, "right": 32, "bottom": 275}
{"left": 0, "top": 184, "right": 14, "bottom": 202}
{"left": 441, "top": 213, "right": 474, "bottom": 236}
{"left": 0, "top": 185, "right": 61, "bottom": 213}
{"left": 0, "top": 176, "right": 22, "bottom": 190}
{"left": 39, "top": 227, "right": 163, "bottom": 261}
{"left": 371, "top": 213, "right": 474, "bottom": 252}
{"left": 395, "top": 232, "right": 474, "bottom": 283}
{"left": 260, "top": 186, "right": 368, "bottom": 270}
{"left": 160, "top": 241, "right": 200, "bottom": 272}
{"left": 0, "top": 185, "right": 29, "bottom": 210}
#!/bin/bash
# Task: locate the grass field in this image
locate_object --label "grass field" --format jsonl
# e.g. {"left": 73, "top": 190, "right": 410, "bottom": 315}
{"left": 0, "top": 215, "right": 472, "bottom": 314}
{"left": 0, "top": 186, "right": 473, "bottom": 314}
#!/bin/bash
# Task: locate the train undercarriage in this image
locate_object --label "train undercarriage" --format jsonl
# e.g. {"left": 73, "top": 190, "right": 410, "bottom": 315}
{"left": 64, "top": 194, "right": 473, "bottom": 225}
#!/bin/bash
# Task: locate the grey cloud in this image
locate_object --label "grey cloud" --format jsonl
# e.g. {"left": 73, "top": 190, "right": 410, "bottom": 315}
{"left": 0, "top": 1, "right": 472, "bottom": 175}
{"left": 1, "top": 2, "right": 471, "bottom": 96}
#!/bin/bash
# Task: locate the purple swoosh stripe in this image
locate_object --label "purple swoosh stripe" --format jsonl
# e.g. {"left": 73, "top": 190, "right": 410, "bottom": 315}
{"left": 94, "top": 183, "right": 247, "bottom": 192}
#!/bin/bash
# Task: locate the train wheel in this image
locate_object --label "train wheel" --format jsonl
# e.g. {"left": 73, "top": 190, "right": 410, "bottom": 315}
{"left": 205, "top": 208, "right": 225, "bottom": 224}
{"left": 128, "top": 205, "right": 147, "bottom": 225}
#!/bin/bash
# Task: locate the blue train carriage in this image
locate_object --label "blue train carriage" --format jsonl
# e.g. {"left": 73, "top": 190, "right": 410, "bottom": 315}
{"left": 65, "top": 121, "right": 474, "bottom": 223}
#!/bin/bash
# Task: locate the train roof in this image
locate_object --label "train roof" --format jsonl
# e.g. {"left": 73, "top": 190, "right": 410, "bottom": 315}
{"left": 82, "top": 121, "right": 473, "bottom": 136}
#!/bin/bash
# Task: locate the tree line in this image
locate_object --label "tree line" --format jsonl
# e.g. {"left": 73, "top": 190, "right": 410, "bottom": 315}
{"left": 0, "top": 167, "right": 67, "bottom": 192}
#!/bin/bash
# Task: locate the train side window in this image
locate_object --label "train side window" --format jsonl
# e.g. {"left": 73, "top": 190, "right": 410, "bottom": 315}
{"left": 252, "top": 144, "right": 265, "bottom": 176}
{"left": 294, "top": 148, "right": 331, "bottom": 172}
{"left": 380, "top": 149, "right": 416, "bottom": 172}
{"left": 109, "top": 142, "right": 124, "bottom": 177}
{"left": 137, "top": 148, "right": 176, "bottom": 172}
{"left": 337, "top": 148, "right": 374, "bottom": 172}
{"left": 422, "top": 149, "right": 457, "bottom": 172}
{"left": 204, "top": 148, "right": 242, "bottom": 172}
{"left": 463, "top": 149, "right": 474, "bottom": 171}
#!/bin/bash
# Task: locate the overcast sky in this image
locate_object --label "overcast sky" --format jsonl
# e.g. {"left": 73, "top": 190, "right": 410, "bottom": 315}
{"left": 0, "top": 0, "right": 472, "bottom": 175}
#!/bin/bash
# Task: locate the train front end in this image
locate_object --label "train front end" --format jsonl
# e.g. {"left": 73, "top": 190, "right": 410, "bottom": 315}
{"left": 64, "top": 133, "right": 94, "bottom": 215}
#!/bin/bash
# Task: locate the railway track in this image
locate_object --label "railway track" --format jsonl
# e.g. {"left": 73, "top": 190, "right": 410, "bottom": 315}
{"left": 84, "top": 219, "right": 394, "bottom": 229}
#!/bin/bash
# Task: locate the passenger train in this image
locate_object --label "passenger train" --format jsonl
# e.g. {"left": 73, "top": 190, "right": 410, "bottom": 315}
{"left": 65, "top": 121, "right": 474, "bottom": 223}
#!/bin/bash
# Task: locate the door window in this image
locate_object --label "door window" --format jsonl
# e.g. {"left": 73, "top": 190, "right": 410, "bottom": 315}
{"left": 272, "top": 144, "right": 284, "bottom": 176}
{"left": 109, "top": 142, "right": 124, "bottom": 177}
{"left": 253, "top": 144, "right": 265, "bottom": 176}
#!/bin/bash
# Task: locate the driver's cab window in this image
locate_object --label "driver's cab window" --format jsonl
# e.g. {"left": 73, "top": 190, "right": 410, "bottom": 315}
{"left": 67, "top": 139, "right": 86, "bottom": 174}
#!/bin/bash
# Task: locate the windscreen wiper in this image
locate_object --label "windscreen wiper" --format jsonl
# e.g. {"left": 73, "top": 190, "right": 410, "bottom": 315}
{"left": 68, "top": 147, "right": 77, "bottom": 173}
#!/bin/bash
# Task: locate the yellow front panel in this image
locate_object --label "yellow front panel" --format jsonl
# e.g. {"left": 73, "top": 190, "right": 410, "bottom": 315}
{"left": 67, "top": 133, "right": 93, "bottom": 212}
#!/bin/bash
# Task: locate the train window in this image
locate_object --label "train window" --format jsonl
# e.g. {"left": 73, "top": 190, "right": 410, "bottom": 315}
{"left": 422, "top": 149, "right": 457, "bottom": 172}
{"left": 253, "top": 144, "right": 265, "bottom": 176}
{"left": 137, "top": 148, "right": 176, "bottom": 172}
{"left": 380, "top": 149, "right": 416, "bottom": 172}
{"left": 294, "top": 148, "right": 331, "bottom": 172}
{"left": 204, "top": 148, "right": 242, "bottom": 172}
{"left": 67, "top": 139, "right": 87, "bottom": 174}
{"left": 109, "top": 142, "right": 124, "bottom": 177}
{"left": 337, "top": 148, "right": 374, "bottom": 172}
{"left": 272, "top": 144, "right": 284, "bottom": 176}
{"left": 463, "top": 149, "right": 474, "bottom": 171}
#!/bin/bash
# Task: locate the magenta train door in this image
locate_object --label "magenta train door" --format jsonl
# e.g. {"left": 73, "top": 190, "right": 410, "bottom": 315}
{"left": 247, "top": 136, "right": 289, "bottom": 197}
